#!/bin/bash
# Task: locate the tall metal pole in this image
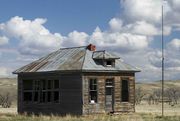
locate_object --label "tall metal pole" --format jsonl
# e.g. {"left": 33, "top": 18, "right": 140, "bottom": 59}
{"left": 161, "top": 4, "right": 164, "bottom": 117}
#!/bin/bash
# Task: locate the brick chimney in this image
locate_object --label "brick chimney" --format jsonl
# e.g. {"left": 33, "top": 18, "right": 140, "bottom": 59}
{"left": 87, "top": 44, "right": 96, "bottom": 51}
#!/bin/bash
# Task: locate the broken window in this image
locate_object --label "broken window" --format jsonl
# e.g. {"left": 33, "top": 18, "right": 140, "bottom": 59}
{"left": 23, "top": 79, "right": 60, "bottom": 103}
{"left": 121, "top": 80, "right": 129, "bottom": 102}
{"left": 89, "top": 78, "right": 98, "bottom": 103}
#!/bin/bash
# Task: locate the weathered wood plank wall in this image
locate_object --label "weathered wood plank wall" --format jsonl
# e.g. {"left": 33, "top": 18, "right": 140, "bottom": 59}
{"left": 18, "top": 72, "right": 82, "bottom": 115}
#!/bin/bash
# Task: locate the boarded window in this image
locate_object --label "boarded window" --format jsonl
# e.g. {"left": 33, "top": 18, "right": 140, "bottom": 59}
{"left": 121, "top": 80, "right": 129, "bottom": 102}
{"left": 89, "top": 78, "right": 98, "bottom": 103}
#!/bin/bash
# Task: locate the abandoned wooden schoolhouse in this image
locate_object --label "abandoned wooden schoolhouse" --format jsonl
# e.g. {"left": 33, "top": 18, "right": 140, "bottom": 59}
{"left": 13, "top": 44, "right": 140, "bottom": 115}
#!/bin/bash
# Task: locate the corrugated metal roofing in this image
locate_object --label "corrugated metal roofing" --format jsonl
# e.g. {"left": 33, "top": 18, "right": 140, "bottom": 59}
{"left": 13, "top": 45, "right": 140, "bottom": 74}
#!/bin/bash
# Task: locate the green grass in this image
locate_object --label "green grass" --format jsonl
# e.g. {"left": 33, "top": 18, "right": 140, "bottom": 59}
{"left": 0, "top": 113, "right": 179, "bottom": 121}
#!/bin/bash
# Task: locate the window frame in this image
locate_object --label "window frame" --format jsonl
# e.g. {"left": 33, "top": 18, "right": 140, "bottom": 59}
{"left": 22, "top": 79, "right": 60, "bottom": 104}
{"left": 89, "top": 78, "right": 98, "bottom": 104}
{"left": 121, "top": 79, "right": 129, "bottom": 102}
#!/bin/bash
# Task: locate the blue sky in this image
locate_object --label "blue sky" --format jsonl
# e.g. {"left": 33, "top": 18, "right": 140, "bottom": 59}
{"left": 0, "top": 0, "right": 120, "bottom": 34}
{"left": 0, "top": 0, "right": 179, "bottom": 81}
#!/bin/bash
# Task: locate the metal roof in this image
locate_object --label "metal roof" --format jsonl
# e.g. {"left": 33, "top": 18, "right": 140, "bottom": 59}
{"left": 13, "top": 45, "right": 140, "bottom": 74}
{"left": 92, "top": 51, "right": 120, "bottom": 59}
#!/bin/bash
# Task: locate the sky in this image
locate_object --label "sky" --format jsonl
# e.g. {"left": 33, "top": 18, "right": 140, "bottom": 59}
{"left": 0, "top": 0, "right": 180, "bottom": 82}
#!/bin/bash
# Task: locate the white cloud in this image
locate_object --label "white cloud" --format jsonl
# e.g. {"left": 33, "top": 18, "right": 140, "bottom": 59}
{"left": 121, "top": 0, "right": 162, "bottom": 23}
{"left": 90, "top": 27, "right": 149, "bottom": 52}
{"left": 62, "top": 30, "right": 89, "bottom": 47}
{"left": 0, "top": 36, "right": 9, "bottom": 46}
{"left": 109, "top": 18, "right": 123, "bottom": 32}
{"left": 0, "top": 16, "right": 64, "bottom": 55}
{"left": 126, "top": 21, "right": 159, "bottom": 36}
{"left": 167, "top": 38, "right": 180, "bottom": 51}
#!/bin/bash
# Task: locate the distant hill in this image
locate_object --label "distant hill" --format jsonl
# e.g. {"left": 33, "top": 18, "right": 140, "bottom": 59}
{"left": 136, "top": 80, "right": 180, "bottom": 94}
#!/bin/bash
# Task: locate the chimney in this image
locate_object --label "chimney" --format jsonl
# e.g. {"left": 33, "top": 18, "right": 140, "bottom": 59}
{"left": 87, "top": 44, "right": 96, "bottom": 51}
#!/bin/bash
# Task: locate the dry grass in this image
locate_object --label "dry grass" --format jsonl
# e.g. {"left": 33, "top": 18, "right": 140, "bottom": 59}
{"left": 0, "top": 112, "right": 179, "bottom": 121}
{"left": 0, "top": 104, "right": 180, "bottom": 121}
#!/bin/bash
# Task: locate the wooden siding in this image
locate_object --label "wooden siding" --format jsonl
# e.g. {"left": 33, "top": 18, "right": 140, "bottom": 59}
{"left": 18, "top": 72, "right": 82, "bottom": 115}
{"left": 82, "top": 72, "right": 135, "bottom": 114}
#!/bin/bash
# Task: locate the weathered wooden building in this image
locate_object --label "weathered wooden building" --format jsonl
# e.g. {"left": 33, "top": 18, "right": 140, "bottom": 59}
{"left": 13, "top": 44, "right": 140, "bottom": 115}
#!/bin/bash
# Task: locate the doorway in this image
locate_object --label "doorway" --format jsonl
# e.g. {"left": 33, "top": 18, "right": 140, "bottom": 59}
{"left": 105, "top": 79, "right": 114, "bottom": 112}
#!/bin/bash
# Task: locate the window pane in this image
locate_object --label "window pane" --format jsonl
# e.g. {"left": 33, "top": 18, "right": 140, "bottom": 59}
{"left": 106, "top": 61, "right": 112, "bottom": 66}
{"left": 23, "top": 80, "right": 33, "bottom": 90}
{"left": 34, "top": 80, "right": 40, "bottom": 90}
{"left": 54, "top": 80, "right": 59, "bottom": 89}
{"left": 90, "top": 91, "right": 97, "bottom": 103}
{"left": 121, "top": 80, "right": 129, "bottom": 102}
{"left": 40, "top": 92, "right": 46, "bottom": 103}
{"left": 34, "top": 91, "right": 39, "bottom": 102}
{"left": 23, "top": 92, "right": 32, "bottom": 101}
{"left": 89, "top": 79, "right": 98, "bottom": 103}
{"left": 47, "top": 91, "right": 51, "bottom": 102}
{"left": 42, "top": 80, "right": 46, "bottom": 90}
{"left": 48, "top": 80, "right": 52, "bottom": 89}
{"left": 54, "top": 91, "right": 59, "bottom": 103}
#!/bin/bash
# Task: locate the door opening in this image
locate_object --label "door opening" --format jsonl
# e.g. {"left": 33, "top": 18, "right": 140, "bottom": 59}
{"left": 105, "top": 79, "right": 114, "bottom": 112}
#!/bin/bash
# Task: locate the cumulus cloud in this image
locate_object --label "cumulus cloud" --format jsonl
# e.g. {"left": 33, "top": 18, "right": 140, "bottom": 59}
{"left": 0, "top": 36, "right": 9, "bottom": 46}
{"left": 146, "top": 38, "right": 180, "bottom": 80}
{"left": 0, "top": 16, "right": 64, "bottom": 55}
{"left": 62, "top": 30, "right": 89, "bottom": 47}
{"left": 90, "top": 27, "right": 149, "bottom": 52}
{"left": 109, "top": 18, "right": 123, "bottom": 32}
{"left": 167, "top": 38, "right": 180, "bottom": 51}
{"left": 121, "top": 0, "right": 162, "bottom": 23}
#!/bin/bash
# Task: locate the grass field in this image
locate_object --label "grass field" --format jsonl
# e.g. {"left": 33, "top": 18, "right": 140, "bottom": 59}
{"left": 0, "top": 78, "right": 180, "bottom": 121}
{"left": 0, "top": 112, "right": 179, "bottom": 121}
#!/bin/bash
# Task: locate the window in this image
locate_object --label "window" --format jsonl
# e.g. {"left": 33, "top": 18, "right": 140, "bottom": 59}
{"left": 89, "top": 78, "right": 98, "bottom": 103}
{"left": 106, "top": 61, "right": 112, "bottom": 66}
{"left": 105, "top": 60, "right": 115, "bottom": 67}
{"left": 23, "top": 80, "right": 33, "bottom": 102}
{"left": 121, "top": 80, "right": 129, "bottom": 102}
{"left": 23, "top": 79, "right": 60, "bottom": 103}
